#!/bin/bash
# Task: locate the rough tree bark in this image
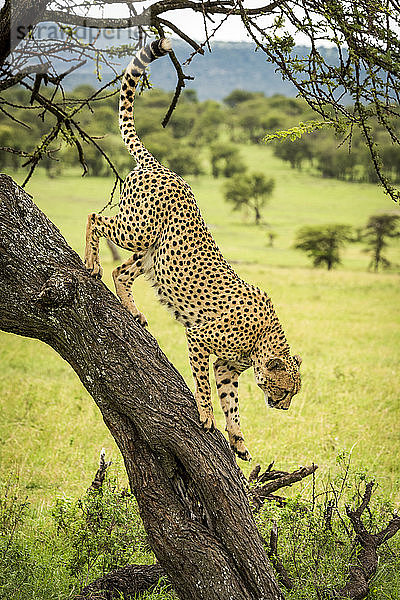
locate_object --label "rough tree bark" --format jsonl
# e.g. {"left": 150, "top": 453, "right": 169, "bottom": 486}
{"left": 0, "top": 173, "right": 284, "bottom": 600}
{"left": 0, "top": 0, "right": 50, "bottom": 64}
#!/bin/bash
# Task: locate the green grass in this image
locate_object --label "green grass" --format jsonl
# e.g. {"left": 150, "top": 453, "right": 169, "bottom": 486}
{"left": 2, "top": 146, "right": 400, "bottom": 501}
{"left": 0, "top": 146, "right": 399, "bottom": 597}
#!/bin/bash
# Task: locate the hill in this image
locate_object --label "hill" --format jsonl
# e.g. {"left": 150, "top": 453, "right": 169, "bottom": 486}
{"left": 62, "top": 36, "right": 339, "bottom": 100}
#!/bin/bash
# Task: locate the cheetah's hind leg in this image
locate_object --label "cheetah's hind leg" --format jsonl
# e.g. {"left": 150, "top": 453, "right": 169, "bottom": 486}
{"left": 186, "top": 339, "right": 216, "bottom": 431}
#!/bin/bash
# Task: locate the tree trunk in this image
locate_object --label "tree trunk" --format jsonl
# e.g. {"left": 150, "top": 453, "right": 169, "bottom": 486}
{"left": 0, "top": 0, "right": 50, "bottom": 66}
{"left": 0, "top": 174, "right": 283, "bottom": 600}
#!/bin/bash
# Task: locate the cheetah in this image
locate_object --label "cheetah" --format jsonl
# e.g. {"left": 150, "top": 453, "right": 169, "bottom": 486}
{"left": 84, "top": 38, "right": 302, "bottom": 461}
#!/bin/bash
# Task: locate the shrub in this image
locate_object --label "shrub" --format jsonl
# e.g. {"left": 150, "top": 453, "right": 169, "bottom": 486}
{"left": 52, "top": 475, "right": 148, "bottom": 590}
{"left": 167, "top": 146, "right": 203, "bottom": 177}
{"left": 254, "top": 452, "right": 400, "bottom": 599}
{"left": 210, "top": 142, "right": 246, "bottom": 178}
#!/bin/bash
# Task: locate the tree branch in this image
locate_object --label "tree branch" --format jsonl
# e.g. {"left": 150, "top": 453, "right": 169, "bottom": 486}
{"left": 248, "top": 463, "right": 318, "bottom": 511}
{"left": 78, "top": 563, "right": 166, "bottom": 599}
{"left": 268, "top": 521, "right": 294, "bottom": 591}
{"left": 0, "top": 63, "right": 50, "bottom": 91}
{"left": 42, "top": 0, "right": 282, "bottom": 29}
{"left": 333, "top": 482, "right": 400, "bottom": 599}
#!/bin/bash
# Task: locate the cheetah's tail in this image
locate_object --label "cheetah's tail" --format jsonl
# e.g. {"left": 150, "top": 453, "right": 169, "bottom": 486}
{"left": 119, "top": 38, "right": 172, "bottom": 165}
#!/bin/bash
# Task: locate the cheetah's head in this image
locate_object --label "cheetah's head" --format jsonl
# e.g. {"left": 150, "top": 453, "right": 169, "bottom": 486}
{"left": 253, "top": 355, "right": 302, "bottom": 410}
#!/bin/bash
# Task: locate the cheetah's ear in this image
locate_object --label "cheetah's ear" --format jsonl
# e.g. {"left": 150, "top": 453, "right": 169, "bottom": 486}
{"left": 293, "top": 355, "right": 302, "bottom": 368}
{"left": 266, "top": 357, "right": 286, "bottom": 371}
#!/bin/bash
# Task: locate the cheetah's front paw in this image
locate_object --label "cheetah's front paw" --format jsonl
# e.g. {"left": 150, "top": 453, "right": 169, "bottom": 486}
{"left": 132, "top": 311, "right": 148, "bottom": 327}
{"left": 199, "top": 409, "right": 216, "bottom": 432}
{"left": 84, "top": 258, "right": 103, "bottom": 279}
{"left": 235, "top": 446, "right": 252, "bottom": 462}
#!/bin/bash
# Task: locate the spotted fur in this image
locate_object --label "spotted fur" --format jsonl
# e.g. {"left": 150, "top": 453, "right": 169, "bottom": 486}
{"left": 84, "top": 38, "right": 302, "bottom": 461}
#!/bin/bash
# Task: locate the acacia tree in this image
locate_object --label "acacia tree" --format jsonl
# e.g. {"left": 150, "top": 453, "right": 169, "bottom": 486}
{"left": 210, "top": 142, "right": 246, "bottom": 178}
{"left": 0, "top": 174, "right": 285, "bottom": 600}
{"left": 363, "top": 213, "right": 400, "bottom": 271}
{"left": 224, "top": 172, "right": 275, "bottom": 225}
{"left": 294, "top": 224, "right": 353, "bottom": 270}
{"left": 0, "top": 0, "right": 399, "bottom": 200}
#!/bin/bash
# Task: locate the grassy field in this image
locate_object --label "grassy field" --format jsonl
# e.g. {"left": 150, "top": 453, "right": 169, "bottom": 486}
{"left": 0, "top": 145, "right": 399, "bottom": 598}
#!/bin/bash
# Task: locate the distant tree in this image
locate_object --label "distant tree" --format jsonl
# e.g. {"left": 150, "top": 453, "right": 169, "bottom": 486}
{"left": 353, "top": 227, "right": 364, "bottom": 243}
{"left": 167, "top": 147, "right": 203, "bottom": 177}
{"left": 236, "top": 98, "right": 275, "bottom": 143}
{"left": 0, "top": 124, "right": 19, "bottom": 169}
{"left": 363, "top": 214, "right": 400, "bottom": 272}
{"left": 142, "top": 131, "right": 175, "bottom": 164}
{"left": 263, "top": 112, "right": 286, "bottom": 132}
{"left": 169, "top": 111, "right": 196, "bottom": 139}
{"left": 191, "top": 101, "right": 225, "bottom": 144}
{"left": 223, "top": 90, "right": 263, "bottom": 107}
{"left": 72, "top": 84, "right": 97, "bottom": 99}
{"left": 136, "top": 109, "right": 167, "bottom": 138}
{"left": 294, "top": 225, "right": 353, "bottom": 270}
{"left": 41, "top": 153, "right": 62, "bottom": 178}
{"left": 137, "top": 88, "right": 171, "bottom": 110}
{"left": 181, "top": 89, "right": 199, "bottom": 104}
{"left": 224, "top": 172, "right": 275, "bottom": 225}
{"left": 62, "top": 134, "right": 133, "bottom": 177}
{"left": 273, "top": 137, "right": 313, "bottom": 170}
{"left": 381, "top": 145, "right": 400, "bottom": 183}
{"left": 238, "top": 110, "right": 264, "bottom": 143}
{"left": 314, "top": 139, "right": 358, "bottom": 181}
{"left": 267, "top": 95, "right": 306, "bottom": 116}
{"left": 80, "top": 143, "right": 105, "bottom": 177}
{"left": 210, "top": 143, "right": 246, "bottom": 178}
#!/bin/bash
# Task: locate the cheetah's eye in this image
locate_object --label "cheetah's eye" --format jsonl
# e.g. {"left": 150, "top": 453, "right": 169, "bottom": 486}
{"left": 266, "top": 357, "right": 285, "bottom": 371}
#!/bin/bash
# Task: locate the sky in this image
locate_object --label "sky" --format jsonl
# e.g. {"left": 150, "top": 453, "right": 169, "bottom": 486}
{"left": 90, "top": 1, "right": 292, "bottom": 43}
{"left": 157, "top": 10, "right": 255, "bottom": 42}
{"left": 1, "top": 0, "right": 321, "bottom": 46}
